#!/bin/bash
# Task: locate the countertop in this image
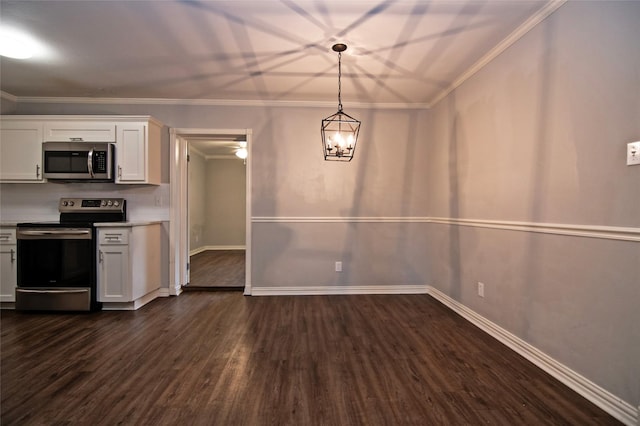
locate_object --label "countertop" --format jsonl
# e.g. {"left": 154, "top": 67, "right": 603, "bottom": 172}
{"left": 95, "top": 221, "right": 163, "bottom": 228}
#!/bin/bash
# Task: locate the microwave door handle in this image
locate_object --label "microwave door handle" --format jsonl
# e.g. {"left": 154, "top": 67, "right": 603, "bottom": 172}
{"left": 88, "top": 147, "right": 95, "bottom": 178}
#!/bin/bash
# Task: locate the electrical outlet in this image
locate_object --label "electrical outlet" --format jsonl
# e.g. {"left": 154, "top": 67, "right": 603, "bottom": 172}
{"left": 477, "top": 282, "right": 485, "bottom": 298}
{"left": 335, "top": 261, "right": 342, "bottom": 272}
{"left": 627, "top": 141, "right": 640, "bottom": 166}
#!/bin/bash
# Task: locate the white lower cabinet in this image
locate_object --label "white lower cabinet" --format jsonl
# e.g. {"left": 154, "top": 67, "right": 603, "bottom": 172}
{"left": 0, "top": 228, "right": 17, "bottom": 303}
{"left": 99, "top": 238, "right": 130, "bottom": 301}
{"left": 97, "top": 223, "right": 161, "bottom": 309}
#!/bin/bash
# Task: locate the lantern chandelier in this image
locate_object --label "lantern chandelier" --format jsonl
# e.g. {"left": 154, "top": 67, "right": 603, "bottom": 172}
{"left": 321, "top": 43, "right": 361, "bottom": 162}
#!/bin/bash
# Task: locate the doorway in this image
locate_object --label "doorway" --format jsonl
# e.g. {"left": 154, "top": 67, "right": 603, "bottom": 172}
{"left": 169, "top": 128, "right": 252, "bottom": 296}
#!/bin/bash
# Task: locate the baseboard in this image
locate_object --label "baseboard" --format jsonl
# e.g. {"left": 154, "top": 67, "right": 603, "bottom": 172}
{"left": 190, "top": 245, "right": 246, "bottom": 256}
{"left": 101, "top": 289, "right": 161, "bottom": 311}
{"left": 251, "top": 285, "right": 428, "bottom": 296}
{"left": 427, "top": 286, "right": 638, "bottom": 426}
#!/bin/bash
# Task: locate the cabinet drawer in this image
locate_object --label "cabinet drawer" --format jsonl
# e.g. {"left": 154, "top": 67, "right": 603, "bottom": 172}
{"left": 0, "top": 229, "right": 16, "bottom": 245}
{"left": 44, "top": 122, "right": 117, "bottom": 142}
{"left": 99, "top": 230, "right": 129, "bottom": 245}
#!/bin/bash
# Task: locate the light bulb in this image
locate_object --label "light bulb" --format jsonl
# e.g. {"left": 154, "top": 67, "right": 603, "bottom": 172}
{"left": 235, "top": 148, "right": 248, "bottom": 159}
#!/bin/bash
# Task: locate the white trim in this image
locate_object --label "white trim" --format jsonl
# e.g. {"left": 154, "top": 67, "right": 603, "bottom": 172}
{"left": 206, "top": 155, "right": 241, "bottom": 160}
{"left": 429, "top": 217, "right": 640, "bottom": 242}
{"left": 251, "top": 285, "right": 428, "bottom": 296}
{"left": 7, "top": 95, "right": 428, "bottom": 110}
{"left": 0, "top": 90, "right": 18, "bottom": 102}
{"left": 0, "top": 114, "right": 163, "bottom": 126}
{"left": 189, "top": 245, "right": 246, "bottom": 256}
{"left": 428, "top": 0, "right": 567, "bottom": 107}
{"left": 170, "top": 127, "right": 252, "bottom": 296}
{"left": 242, "top": 129, "right": 253, "bottom": 295}
{"left": 158, "top": 288, "right": 171, "bottom": 297}
{"left": 101, "top": 289, "right": 161, "bottom": 311}
{"left": 251, "top": 216, "right": 640, "bottom": 242}
{"left": 252, "top": 216, "right": 431, "bottom": 223}
{"left": 427, "top": 286, "right": 638, "bottom": 426}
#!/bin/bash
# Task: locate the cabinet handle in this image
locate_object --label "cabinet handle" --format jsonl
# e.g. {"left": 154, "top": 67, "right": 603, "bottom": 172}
{"left": 70, "top": 137, "right": 84, "bottom": 142}
{"left": 118, "top": 165, "right": 122, "bottom": 178}
{"left": 36, "top": 164, "right": 41, "bottom": 178}
{"left": 10, "top": 249, "right": 15, "bottom": 263}
{"left": 99, "top": 250, "right": 104, "bottom": 263}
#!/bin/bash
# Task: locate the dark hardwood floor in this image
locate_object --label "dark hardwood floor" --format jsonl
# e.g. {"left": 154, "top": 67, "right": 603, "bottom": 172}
{"left": 1, "top": 293, "right": 621, "bottom": 425}
{"left": 186, "top": 250, "right": 245, "bottom": 289}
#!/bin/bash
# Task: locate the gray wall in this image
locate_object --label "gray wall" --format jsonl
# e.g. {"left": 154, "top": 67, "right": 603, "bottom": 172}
{"left": 425, "top": 1, "right": 639, "bottom": 408}
{"left": 188, "top": 153, "right": 246, "bottom": 252}
{"left": 9, "top": 102, "right": 431, "bottom": 291}
{"left": 204, "top": 158, "right": 246, "bottom": 247}
{"left": 1, "top": 95, "right": 18, "bottom": 115}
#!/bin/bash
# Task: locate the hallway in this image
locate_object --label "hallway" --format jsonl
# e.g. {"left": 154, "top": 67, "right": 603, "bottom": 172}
{"left": 186, "top": 250, "right": 245, "bottom": 289}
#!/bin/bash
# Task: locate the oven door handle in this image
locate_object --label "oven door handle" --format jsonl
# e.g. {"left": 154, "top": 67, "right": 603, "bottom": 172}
{"left": 17, "top": 289, "right": 89, "bottom": 294}
{"left": 19, "top": 230, "right": 91, "bottom": 236}
{"left": 18, "top": 229, "right": 92, "bottom": 239}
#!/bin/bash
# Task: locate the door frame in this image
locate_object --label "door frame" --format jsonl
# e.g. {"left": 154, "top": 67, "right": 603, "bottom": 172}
{"left": 169, "top": 128, "right": 252, "bottom": 295}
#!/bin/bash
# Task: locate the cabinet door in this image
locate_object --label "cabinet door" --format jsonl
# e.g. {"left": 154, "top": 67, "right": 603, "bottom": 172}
{"left": 44, "top": 122, "right": 116, "bottom": 142}
{"left": 116, "top": 123, "right": 147, "bottom": 183}
{"left": 0, "top": 122, "right": 44, "bottom": 181}
{"left": 98, "top": 245, "right": 131, "bottom": 302}
{"left": 0, "top": 245, "right": 17, "bottom": 302}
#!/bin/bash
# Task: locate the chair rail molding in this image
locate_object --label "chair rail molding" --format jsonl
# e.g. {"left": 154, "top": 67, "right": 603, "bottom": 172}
{"left": 252, "top": 216, "right": 640, "bottom": 242}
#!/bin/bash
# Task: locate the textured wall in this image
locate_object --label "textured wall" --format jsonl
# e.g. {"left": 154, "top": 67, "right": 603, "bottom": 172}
{"left": 9, "top": 102, "right": 430, "bottom": 292}
{"left": 425, "top": 1, "right": 640, "bottom": 408}
{"left": 204, "top": 158, "right": 246, "bottom": 247}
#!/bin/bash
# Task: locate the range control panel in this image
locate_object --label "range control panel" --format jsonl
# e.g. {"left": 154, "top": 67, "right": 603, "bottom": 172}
{"left": 59, "top": 198, "right": 126, "bottom": 212}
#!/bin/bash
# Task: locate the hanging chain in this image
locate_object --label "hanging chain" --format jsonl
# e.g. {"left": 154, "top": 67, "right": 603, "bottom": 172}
{"left": 337, "top": 51, "right": 343, "bottom": 112}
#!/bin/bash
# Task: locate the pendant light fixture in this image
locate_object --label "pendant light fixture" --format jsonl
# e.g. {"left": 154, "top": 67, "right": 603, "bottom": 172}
{"left": 321, "top": 43, "right": 360, "bottom": 162}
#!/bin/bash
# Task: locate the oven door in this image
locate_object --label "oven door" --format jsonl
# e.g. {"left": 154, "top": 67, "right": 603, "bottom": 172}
{"left": 16, "top": 227, "right": 98, "bottom": 311}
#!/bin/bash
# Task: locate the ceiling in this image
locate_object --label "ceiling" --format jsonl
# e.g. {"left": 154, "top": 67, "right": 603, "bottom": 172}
{"left": 0, "top": 0, "right": 561, "bottom": 109}
{"left": 188, "top": 135, "right": 247, "bottom": 158}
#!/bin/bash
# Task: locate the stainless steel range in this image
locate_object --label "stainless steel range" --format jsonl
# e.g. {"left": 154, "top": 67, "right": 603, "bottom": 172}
{"left": 16, "top": 198, "right": 126, "bottom": 312}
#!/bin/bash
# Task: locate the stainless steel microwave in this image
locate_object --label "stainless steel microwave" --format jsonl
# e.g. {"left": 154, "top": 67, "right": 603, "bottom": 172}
{"left": 43, "top": 142, "right": 115, "bottom": 182}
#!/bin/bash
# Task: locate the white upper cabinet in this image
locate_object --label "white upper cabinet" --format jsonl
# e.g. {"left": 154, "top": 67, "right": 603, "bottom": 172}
{"left": 116, "top": 119, "right": 162, "bottom": 185}
{"left": 0, "top": 120, "right": 44, "bottom": 182}
{"left": 44, "top": 121, "right": 116, "bottom": 142}
{"left": 1, "top": 115, "right": 163, "bottom": 185}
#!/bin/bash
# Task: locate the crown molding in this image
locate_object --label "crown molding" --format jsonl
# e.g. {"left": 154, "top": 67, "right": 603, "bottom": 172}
{"left": 3, "top": 94, "right": 430, "bottom": 110}
{"left": 428, "top": 0, "right": 567, "bottom": 108}
{"left": 0, "top": 91, "right": 18, "bottom": 102}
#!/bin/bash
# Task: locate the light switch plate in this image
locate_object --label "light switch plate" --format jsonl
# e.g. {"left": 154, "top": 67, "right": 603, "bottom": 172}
{"left": 628, "top": 141, "right": 640, "bottom": 166}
